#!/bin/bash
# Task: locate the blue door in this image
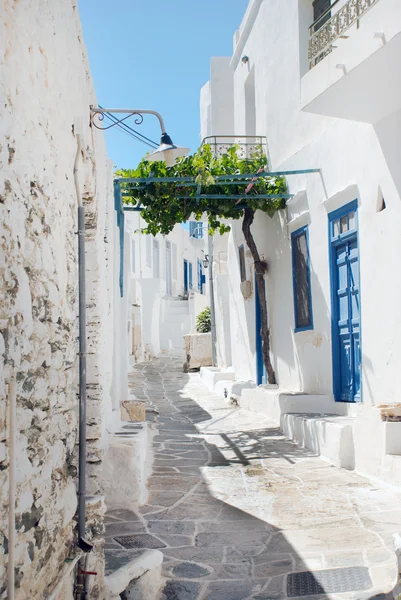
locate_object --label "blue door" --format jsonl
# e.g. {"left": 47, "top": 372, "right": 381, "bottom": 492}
{"left": 184, "top": 259, "right": 188, "bottom": 292}
{"left": 329, "top": 201, "right": 361, "bottom": 402}
{"left": 255, "top": 275, "right": 267, "bottom": 385}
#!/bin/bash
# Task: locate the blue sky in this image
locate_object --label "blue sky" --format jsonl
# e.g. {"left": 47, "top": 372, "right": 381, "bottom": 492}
{"left": 78, "top": 0, "right": 248, "bottom": 169}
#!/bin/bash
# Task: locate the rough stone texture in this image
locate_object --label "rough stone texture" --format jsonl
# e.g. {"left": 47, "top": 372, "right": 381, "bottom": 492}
{"left": 0, "top": 2, "right": 115, "bottom": 598}
{"left": 121, "top": 400, "right": 146, "bottom": 423}
{"left": 111, "top": 356, "right": 401, "bottom": 600}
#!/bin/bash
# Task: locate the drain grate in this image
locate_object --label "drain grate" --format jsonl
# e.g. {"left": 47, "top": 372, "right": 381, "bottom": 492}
{"left": 287, "top": 566, "right": 372, "bottom": 597}
{"left": 114, "top": 534, "right": 166, "bottom": 550}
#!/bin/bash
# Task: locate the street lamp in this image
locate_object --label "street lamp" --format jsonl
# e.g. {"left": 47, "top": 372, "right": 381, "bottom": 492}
{"left": 202, "top": 254, "right": 210, "bottom": 269}
{"left": 90, "top": 106, "right": 190, "bottom": 167}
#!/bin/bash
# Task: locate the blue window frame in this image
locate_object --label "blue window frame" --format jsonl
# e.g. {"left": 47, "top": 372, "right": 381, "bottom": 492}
{"left": 291, "top": 225, "right": 313, "bottom": 332}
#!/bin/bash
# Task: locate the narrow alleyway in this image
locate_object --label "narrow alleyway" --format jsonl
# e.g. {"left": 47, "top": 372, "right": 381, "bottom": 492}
{"left": 105, "top": 357, "right": 400, "bottom": 600}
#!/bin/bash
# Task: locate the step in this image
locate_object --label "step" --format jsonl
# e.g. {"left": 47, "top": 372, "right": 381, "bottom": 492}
{"left": 200, "top": 367, "right": 236, "bottom": 393}
{"left": 105, "top": 549, "right": 163, "bottom": 599}
{"left": 241, "top": 388, "right": 347, "bottom": 423}
{"left": 282, "top": 413, "right": 356, "bottom": 470}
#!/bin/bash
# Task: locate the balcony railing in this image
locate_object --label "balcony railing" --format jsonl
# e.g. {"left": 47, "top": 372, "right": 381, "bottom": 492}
{"left": 308, "top": 0, "right": 381, "bottom": 69}
{"left": 201, "top": 135, "right": 267, "bottom": 159}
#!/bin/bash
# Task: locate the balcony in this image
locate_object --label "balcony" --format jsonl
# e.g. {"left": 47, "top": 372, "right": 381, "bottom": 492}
{"left": 202, "top": 135, "right": 267, "bottom": 159}
{"left": 309, "top": 0, "right": 381, "bottom": 70}
{"left": 301, "top": 0, "right": 401, "bottom": 124}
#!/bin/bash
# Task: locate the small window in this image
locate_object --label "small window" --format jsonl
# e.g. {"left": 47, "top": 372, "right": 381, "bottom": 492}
{"left": 292, "top": 226, "right": 313, "bottom": 331}
{"left": 189, "top": 262, "right": 193, "bottom": 289}
{"left": 238, "top": 245, "right": 246, "bottom": 282}
{"left": 197, "top": 259, "right": 203, "bottom": 294}
{"left": 131, "top": 240, "right": 135, "bottom": 273}
{"left": 189, "top": 221, "right": 204, "bottom": 239}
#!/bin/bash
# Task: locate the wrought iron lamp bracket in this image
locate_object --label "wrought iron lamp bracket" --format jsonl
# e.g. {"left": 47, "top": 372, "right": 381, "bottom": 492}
{"left": 89, "top": 106, "right": 166, "bottom": 133}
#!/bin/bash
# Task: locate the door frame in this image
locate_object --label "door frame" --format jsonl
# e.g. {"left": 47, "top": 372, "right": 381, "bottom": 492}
{"left": 328, "top": 199, "right": 362, "bottom": 402}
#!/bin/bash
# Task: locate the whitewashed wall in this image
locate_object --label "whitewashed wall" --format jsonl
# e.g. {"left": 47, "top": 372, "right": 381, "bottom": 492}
{"left": 201, "top": 0, "right": 401, "bottom": 481}
{"left": 0, "top": 1, "right": 118, "bottom": 598}
{"left": 124, "top": 213, "right": 209, "bottom": 362}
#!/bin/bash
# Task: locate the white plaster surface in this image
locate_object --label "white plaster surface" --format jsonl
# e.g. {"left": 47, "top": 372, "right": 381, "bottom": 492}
{"left": 200, "top": 0, "right": 401, "bottom": 486}
{"left": 184, "top": 333, "right": 212, "bottom": 370}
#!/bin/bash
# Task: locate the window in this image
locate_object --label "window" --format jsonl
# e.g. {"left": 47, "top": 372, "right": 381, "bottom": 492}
{"left": 189, "top": 221, "right": 204, "bottom": 239}
{"left": 238, "top": 245, "right": 246, "bottom": 282}
{"left": 332, "top": 210, "right": 356, "bottom": 238}
{"left": 153, "top": 239, "right": 160, "bottom": 278}
{"left": 146, "top": 235, "right": 152, "bottom": 267}
{"left": 197, "top": 259, "right": 203, "bottom": 294}
{"left": 131, "top": 240, "right": 135, "bottom": 273}
{"left": 291, "top": 226, "right": 313, "bottom": 331}
{"left": 189, "top": 262, "right": 193, "bottom": 289}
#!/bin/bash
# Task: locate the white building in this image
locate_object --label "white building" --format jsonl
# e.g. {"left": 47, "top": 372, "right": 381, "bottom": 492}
{"left": 200, "top": 0, "right": 401, "bottom": 485}
{"left": 124, "top": 211, "right": 210, "bottom": 362}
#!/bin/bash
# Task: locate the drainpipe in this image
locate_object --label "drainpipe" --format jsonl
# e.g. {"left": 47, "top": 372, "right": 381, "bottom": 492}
{"left": 8, "top": 375, "right": 16, "bottom": 600}
{"left": 73, "top": 130, "right": 93, "bottom": 566}
{"left": 207, "top": 227, "right": 217, "bottom": 367}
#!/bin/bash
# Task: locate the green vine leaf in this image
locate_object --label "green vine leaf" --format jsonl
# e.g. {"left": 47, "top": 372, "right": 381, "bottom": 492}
{"left": 117, "top": 145, "right": 287, "bottom": 234}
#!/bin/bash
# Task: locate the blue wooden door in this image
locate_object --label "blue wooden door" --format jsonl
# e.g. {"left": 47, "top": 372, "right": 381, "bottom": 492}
{"left": 255, "top": 275, "right": 267, "bottom": 385}
{"left": 183, "top": 259, "right": 188, "bottom": 292}
{"left": 329, "top": 202, "right": 361, "bottom": 402}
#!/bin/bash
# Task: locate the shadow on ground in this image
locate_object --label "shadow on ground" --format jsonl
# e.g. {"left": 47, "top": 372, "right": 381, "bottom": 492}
{"left": 104, "top": 357, "right": 395, "bottom": 600}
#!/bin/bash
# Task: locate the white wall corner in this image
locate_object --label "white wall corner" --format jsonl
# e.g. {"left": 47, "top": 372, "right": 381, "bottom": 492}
{"left": 286, "top": 190, "right": 310, "bottom": 234}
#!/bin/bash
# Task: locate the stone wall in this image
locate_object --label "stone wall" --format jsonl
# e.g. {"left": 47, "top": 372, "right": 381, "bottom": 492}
{"left": 0, "top": 1, "right": 115, "bottom": 598}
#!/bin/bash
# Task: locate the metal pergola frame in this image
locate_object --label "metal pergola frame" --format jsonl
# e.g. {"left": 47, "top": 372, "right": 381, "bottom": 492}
{"left": 113, "top": 168, "right": 321, "bottom": 295}
{"left": 116, "top": 168, "right": 320, "bottom": 211}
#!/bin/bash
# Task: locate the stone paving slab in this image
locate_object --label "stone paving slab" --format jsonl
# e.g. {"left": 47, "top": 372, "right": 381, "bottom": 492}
{"left": 105, "top": 357, "right": 401, "bottom": 599}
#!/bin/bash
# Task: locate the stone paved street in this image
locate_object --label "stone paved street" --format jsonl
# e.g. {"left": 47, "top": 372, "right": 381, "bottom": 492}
{"left": 105, "top": 357, "right": 401, "bottom": 599}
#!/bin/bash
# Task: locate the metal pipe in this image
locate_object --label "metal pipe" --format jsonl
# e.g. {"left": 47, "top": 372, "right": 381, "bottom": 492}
{"left": 77, "top": 204, "right": 87, "bottom": 546}
{"left": 207, "top": 228, "right": 217, "bottom": 367}
{"left": 73, "top": 135, "right": 92, "bottom": 557}
{"left": 90, "top": 107, "right": 166, "bottom": 133}
{"left": 8, "top": 375, "right": 16, "bottom": 600}
{"left": 116, "top": 169, "right": 320, "bottom": 184}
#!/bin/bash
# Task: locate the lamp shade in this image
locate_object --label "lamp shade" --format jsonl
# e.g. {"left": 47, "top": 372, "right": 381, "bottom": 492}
{"left": 147, "top": 132, "right": 190, "bottom": 167}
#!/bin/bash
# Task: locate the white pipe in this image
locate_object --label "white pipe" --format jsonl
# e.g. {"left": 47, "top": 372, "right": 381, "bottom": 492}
{"left": 8, "top": 376, "right": 16, "bottom": 600}
{"left": 47, "top": 552, "right": 83, "bottom": 600}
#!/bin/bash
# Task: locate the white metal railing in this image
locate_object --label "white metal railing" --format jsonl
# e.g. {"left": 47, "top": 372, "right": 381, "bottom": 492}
{"left": 309, "top": 0, "right": 381, "bottom": 69}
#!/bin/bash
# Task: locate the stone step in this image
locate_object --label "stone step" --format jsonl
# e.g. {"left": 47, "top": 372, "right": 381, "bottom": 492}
{"left": 281, "top": 413, "right": 356, "bottom": 470}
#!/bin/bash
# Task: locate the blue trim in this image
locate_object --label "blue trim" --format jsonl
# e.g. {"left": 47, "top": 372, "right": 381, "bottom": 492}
{"left": 328, "top": 199, "right": 361, "bottom": 403}
{"left": 184, "top": 259, "right": 188, "bottom": 292}
{"left": 291, "top": 225, "right": 314, "bottom": 333}
{"left": 114, "top": 180, "right": 124, "bottom": 297}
